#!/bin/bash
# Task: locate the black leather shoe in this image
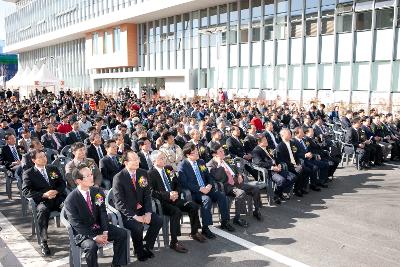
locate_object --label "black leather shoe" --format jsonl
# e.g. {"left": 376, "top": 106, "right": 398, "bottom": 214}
{"left": 317, "top": 183, "right": 328, "bottom": 188}
{"left": 279, "top": 194, "right": 289, "bottom": 201}
{"left": 253, "top": 210, "right": 262, "bottom": 221}
{"left": 202, "top": 228, "right": 216, "bottom": 239}
{"left": 310, "top": 185, "right": 321, "bottom": 191}
{"left": 40, "top": 242, "right": 51, "bottom": 256}
{"left": 301, "top": 189, "right": 309, "bottom": 194}
{"left": 137, "top": 254, "right": 148, "bottom": 262}
{"left": 220, "top": 221, "right": 235, "bottom": 232}
{"left": 294, "top": 190, "right": 303, "bottom": 197}
{"left": 273, "top": 196, "right": 282, "bottom": 205}
{"left": 233, "top": 218, "right": 249, "bottom": 228}
{"left": 111, "top": 264, "right": 122, "bottom": 267}
{"left": 143, "top": 247, "right": 154, "bottom": 258}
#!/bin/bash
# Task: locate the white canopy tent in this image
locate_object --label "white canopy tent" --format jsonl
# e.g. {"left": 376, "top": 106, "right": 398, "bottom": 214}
{"left": 7, "top": 67, "right": 29, "bottom": 87}
{"left": 24, "top": 65, "right": 40, "bottom": 86}
{"left": 34, "top": 64, "right": 59, "bottom": 86}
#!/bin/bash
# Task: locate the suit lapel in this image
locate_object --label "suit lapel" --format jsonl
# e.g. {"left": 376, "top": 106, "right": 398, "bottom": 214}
{"left": 76, "top": 189, "right": 95, "bottom": 221}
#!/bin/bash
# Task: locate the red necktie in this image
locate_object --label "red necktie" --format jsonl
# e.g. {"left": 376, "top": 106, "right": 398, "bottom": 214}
{"left": 131, "top": 172, "right": 136, "bottom": 190}
{"left": 223, "top": 163, "right": 235, "bottom": 185}
{"left": 86, "top": 191, "right": 93, "bottom": 215}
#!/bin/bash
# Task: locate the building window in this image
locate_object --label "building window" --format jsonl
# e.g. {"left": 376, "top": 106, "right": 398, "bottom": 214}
{"left": 356, "top": 11, "right": 372, "bottom": 31}
{"left": 200, "top": 9, "right": 208, "bottom": 28}
{"left": 219, "top": 5, "right": 228, "bottom": 25}
{"left": 251, "top": 0, "right": 262, "bottom": 22}
{"left": 113, "top": 27, "right": 120, "bottom": 52}
{"left": 104, "top": 32, "right": 110, "bottom": 54}
{"left": 264, "top": 0, "right": 274, "bottom": 16}
{"left": 229, "top": 29, "right": 237, "bottom": 44}
{"left": 240, "top": 28, "right": 249, "bottom": 43}
{"left": 210, "top": 7, "right": 217, "bottom": 26}
{"left": 290, "top": 16, "right": 302, "bottom": 38}
{"left": 92, "top": 33, "right": 98, "bottom": 55}
{"left": 375, "top": 0, "right": 395, "bottom": 9}
{"left": 277, "top": 0, "right": 288, "bottom": 15}
{"left": 230, "top": 2, "right": 238, "bottom": 25}
{"left": 306, "top": 18, "right": 318, "bottom": 37}
{"left": 264, "top": 21, "right": 273, "bottom": 41}
{"left": 276, "top": 15, "right": 287, "bottom": 39}
{"left": 337, "top": 13, "right": 353, "bottom": 33}
{"left": 321, "top": 11, "right": 335, "bottom": 35}
{"left": 375, "top": 8, "right": 394, "bottom": 29}
{"left": 252, "top": 27, "right": 260, "bottom": 42}
{"left": 240, "top": 0, "right": 250, "bottom": 27}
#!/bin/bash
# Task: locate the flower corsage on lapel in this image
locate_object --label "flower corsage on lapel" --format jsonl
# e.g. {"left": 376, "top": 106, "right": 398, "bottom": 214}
{"left": 305, "top": 141, "right": 310, "bottom": 147}
{"left": 95, "top": 193, "right": 104, "bottom": 206}
{"left": 199, "top": 165, "right": 207, "bottom": 172}
{"left": 138, "top": 176, "right": 148, "bottom": 188}
{"left": 165, "top": 168, "right": 175, "bottom": 181}
{"left": 199, "top": 146, "right": 206, "bottom": 154}
{"left": 291, "top": 145, "right": 298, "bottom": 153}
{"left": 49, "top": 171, "right": 59, "bottom": 180}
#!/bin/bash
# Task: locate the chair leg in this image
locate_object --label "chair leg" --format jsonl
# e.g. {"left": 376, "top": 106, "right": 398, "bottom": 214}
{"left": 125, "top": 229, "right": 131, "bottom": 264}
{"left": 71, "top": 245, "right": 82, "bottom": 267}
{"left": 6, "top": 174, "right": 12, "bottom": 200}
{"left": 55, "top": 216, "right": 61, "bottom": 228}
{"left": 162, "top": 217, "right": 169, "bottom": 248}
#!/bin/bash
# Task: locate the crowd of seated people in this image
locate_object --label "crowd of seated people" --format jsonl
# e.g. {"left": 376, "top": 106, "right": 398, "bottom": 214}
{"left": 0, "top": 89, "right": 399, "bottom": 266}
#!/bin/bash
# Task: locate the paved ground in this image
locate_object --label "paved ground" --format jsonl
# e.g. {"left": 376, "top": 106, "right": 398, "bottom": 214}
{"left": 0, "top": 162, "right": 400, "bottom": 267}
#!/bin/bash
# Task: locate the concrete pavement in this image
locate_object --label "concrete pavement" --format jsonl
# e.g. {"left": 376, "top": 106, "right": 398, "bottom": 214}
{"left": 0, "top": 162, "right": 399, "bottom": 267}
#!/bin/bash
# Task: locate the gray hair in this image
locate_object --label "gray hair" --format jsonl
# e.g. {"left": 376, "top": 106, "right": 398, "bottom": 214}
{"left": 150, "top": 150, "right": 165, "bottom": 163}
{"left": 280, "top": 128, "right": 291, "bottom": 137}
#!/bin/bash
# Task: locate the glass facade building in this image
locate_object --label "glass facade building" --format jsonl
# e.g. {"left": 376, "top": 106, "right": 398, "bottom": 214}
{"left": 4, "top": 0, "right": 400, "bottom": 110}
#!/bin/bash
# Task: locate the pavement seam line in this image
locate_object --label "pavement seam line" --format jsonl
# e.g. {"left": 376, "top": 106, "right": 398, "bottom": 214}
{"left": 0, "top": 211, "right": 47, "bottom": 267}
{"left": 209, "top": 226, "right": 310, "bottom": 267}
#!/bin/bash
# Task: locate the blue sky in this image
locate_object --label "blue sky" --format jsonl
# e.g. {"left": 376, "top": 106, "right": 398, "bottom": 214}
{"left": 0, "top": 1, "right": 16, "bottom": 41}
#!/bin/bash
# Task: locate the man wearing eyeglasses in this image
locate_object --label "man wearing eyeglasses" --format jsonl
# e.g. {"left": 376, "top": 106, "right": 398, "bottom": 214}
{"left": 177, "top": 143, "right": 235, "bottom": 240}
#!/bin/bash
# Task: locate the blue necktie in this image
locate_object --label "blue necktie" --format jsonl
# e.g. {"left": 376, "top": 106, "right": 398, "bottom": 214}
{"left": 11, "top": 146, "right": 19, "bottom": 161}
{"left": 192, "top": 162, "right": 205, "bottom": 187}
{"left": 161, "top": 169, "right": 172, "bottom": 192}
{"left": 300, "top": 140, "right": 307, "bottom": 150}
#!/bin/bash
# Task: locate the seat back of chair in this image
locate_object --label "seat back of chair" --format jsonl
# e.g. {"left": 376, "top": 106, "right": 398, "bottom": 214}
{"left": 61, "top": 145, "right": 72, "bottom": 158}
{"left": 52, "top": 156, "right": 71, "bottom": 177}
{"left": 105, "top": 188, "right": 124, "bottom": 227}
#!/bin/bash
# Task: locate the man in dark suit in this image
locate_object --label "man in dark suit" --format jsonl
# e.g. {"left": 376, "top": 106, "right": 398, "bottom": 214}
{"left": 64, "top": 164, "right": 128, "bottom": 267}
{"left": 292, "top": 127, "right": 329, "bottom": 188}
{"left": 41, "top": 124, "right": 65, "bottom": 151}
{"left": 175, "top": 123, "right": 190, "bottom": 149}
{"left": 2, "top": 133, "right": 22, "bottom": 171}
{"left": 345, "top": 118, "right": 370, "bottom": 169}
{"left": 341, "top": 110, "right": 353, "bottom": 130}
{"left": 66, "top": 121, "right": 88, "bottom": 145}
{"left": 226, "top": 125, "right": 258, "bottom": 179}
{"left": 137, "top": 137, "right": 153, "bottom": 170}
{"left": 65, "top": 142, "right": 103, "bottom": 190}
{"left": 148, "top": 151, "right": 205, "bottom": 253}
{"left": 177, "top": 143, "right": 235, "bottom": 240}
{"left": 30, "top": 121, "right": 46, "bottom": 140}
{"left": 208, "top": 143, "right": 262, "bottom": 224}
{"left": 99, "top": 139, "right": 122, "bottom": 189}
{"left": 243, "top": 125, "right": 258, "bottom": 154}
{"left": 289, "top": 112, "right": 301, "bottom": 130}
{"left": 252, "top": 135, "right": 296, "bottom": 204}
{"left": 22, "top": 149, "right": 66, "bottom": 256}
{"left": 264, "top": 121, "right": 280, "bottom": 150}
{"left": 118, "top": 124, "right": 132, "bottom": 148}
{"left": 276, "top": 129, "right": 309, "bottom": 197}
{"left": 304, "top": 128, "right": 340, "bottom": 178}
{"left": 86, "top": 132, "right": 107, "bottom": 166}
{"left": 113, "top": 151, "right": 162, "bottom": 262}
{"left": 188, "top": 129, "right": 210, "bottom": 162}
{"left": 21, "top": 138, "right": 44, "bottom": 171}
